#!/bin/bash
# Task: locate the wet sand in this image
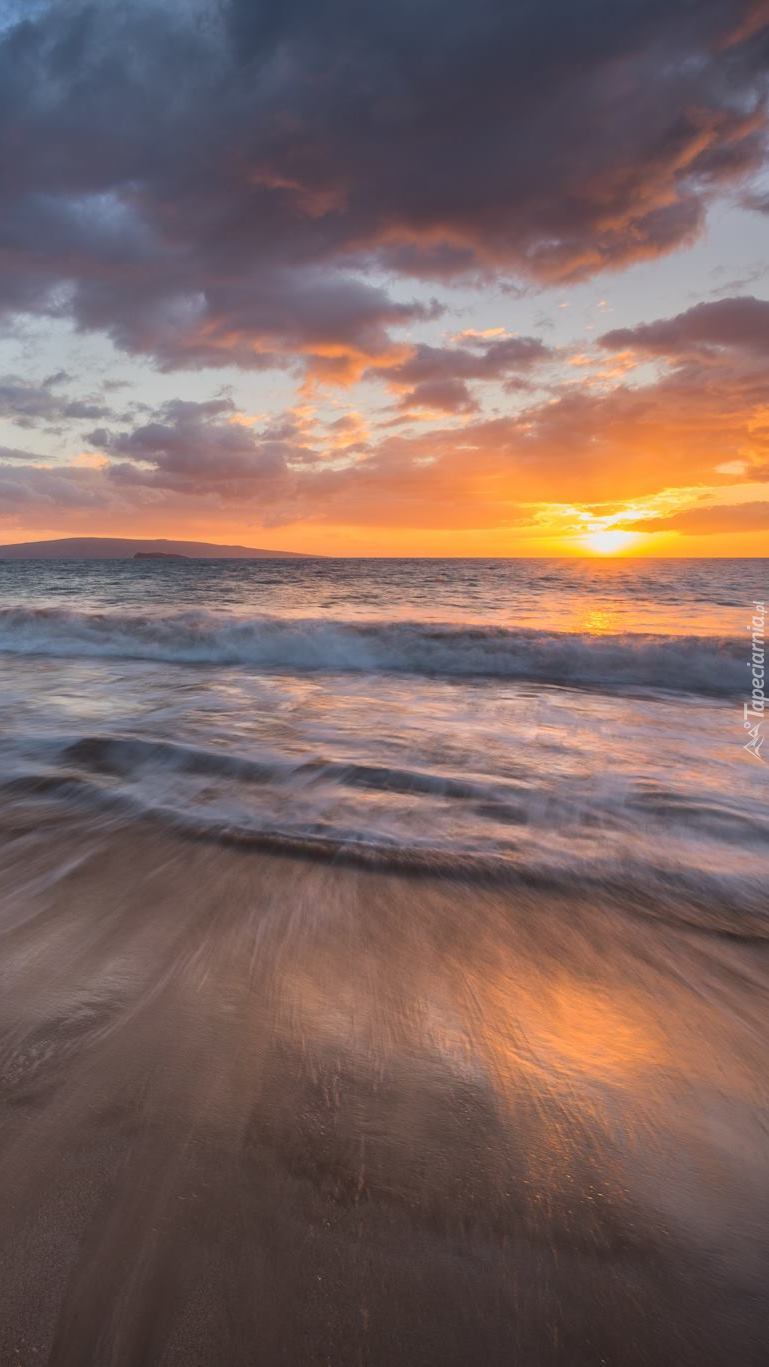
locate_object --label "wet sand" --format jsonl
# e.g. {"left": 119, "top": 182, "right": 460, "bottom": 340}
{"left": 0, "top": 801, "right": 767, "bottom": 1366}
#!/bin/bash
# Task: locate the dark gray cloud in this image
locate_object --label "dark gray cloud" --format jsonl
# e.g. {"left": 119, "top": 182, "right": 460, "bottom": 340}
{"left": 91, "top": 398, "right": 307, "bottom": 496}
{"left": 397, "top": 379, "right": 477, "bottom": 414}
{"left": 0, "top": 0, "right": 765, "bottom": 372}
{"left": 0, "top": 373, "right": 111, "bottom": 427}
{"left": 600, "top": 296, "right": 769, "bottom": 356}
{"left": 370, "top": 334, "right": 551, "bottom": 410}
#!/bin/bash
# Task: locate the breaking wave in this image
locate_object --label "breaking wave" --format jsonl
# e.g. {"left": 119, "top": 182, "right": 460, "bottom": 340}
{"left": 0, "top": 606, "right": 745, "bottom": 694}
{"left": 3, "top": 759, "right": 767, "bottom": 937}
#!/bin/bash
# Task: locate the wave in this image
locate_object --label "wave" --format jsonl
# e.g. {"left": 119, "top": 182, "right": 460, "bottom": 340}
{"left": 3, "top": 765, "right": 767, "bottom": 939}
{"left": 58, "top": 735, "right": 505, "bottom": 803}
{"left": 0, "top": 606, "right": 746, "bottom": 693}
{"left": 3, "top": 727, "right": 767, "bottom": 936}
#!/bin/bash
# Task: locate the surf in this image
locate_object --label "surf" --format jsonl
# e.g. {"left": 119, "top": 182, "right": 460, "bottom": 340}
{"left": 0, "top": 605, "right": 746, "bottom": 695}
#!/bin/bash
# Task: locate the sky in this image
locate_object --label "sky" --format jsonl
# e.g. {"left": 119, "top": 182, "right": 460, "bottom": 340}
{"left": 0, "top": 0, "right": 769, "bottom": 555}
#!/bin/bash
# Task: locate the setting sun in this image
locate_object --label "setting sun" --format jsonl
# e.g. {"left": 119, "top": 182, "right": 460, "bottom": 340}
{"left": 581, "top": 529, "right": 640, "bottom": 555}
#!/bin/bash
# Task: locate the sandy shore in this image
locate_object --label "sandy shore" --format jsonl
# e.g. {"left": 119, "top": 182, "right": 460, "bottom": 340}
{"left": 0, "top": 801, "right": 767, "bottom": 1366}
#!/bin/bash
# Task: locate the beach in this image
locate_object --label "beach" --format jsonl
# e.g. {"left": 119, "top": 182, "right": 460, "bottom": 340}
{"left": 0, "top": 804, "right": 767, "bottom": 1365}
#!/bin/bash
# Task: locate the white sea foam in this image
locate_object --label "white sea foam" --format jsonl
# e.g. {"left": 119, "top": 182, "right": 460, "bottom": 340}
{"left": 0, "top": 606, "right": 745, "bottom": 693}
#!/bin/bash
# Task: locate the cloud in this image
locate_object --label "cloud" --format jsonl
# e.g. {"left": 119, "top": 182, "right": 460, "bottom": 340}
{"left": 599, "top": 296, "right": 769, "bottom": 357}
{"left": 0, "top": 373, "right": 111, "bottom": 427}
{"left": 75, "top": 264, "right": 438, "bottom": 382}
{"left": 370, "top": 334, "right": 552, "bottom": 410}
{"left": 0, "top": 443, "right": 57, "bottom": 461}
{"left": 0, "top": 461, "right": 114, "bottom": 509}
{"left": 395, "top": 379, "right": 477, "bottom": 414}
{"left": 591, "top": 295, "right": 769, "bottom": 487}
{"left": 90, "top": 398, "right": 307, "bottom": 497}
{"left": 4, "top": 277, "right": 769, "bottom": 537}
{"left": 0, "top": 0, "right": 765, "bottom": 375}
{"left": 624, "top": 500, "right": 769, "bottom": 533}
{"left": 1, "top": 342, "right": 765, "bottom": 532}
{"left": 744, "top": 188, "right": 769, "bottom": 213}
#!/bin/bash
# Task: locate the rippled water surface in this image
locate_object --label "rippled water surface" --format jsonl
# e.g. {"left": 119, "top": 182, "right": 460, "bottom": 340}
{"left": 0, "top": 557, "right": 765, "bottom": 909}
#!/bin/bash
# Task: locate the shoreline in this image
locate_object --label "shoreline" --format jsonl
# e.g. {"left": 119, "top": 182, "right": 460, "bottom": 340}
{"left": 0, "top": 810, "right": 766, "bottom": 1364}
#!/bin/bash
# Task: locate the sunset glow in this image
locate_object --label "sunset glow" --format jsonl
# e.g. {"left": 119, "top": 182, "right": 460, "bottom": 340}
{"left": 580, "top": 529, "right": 641, "bottom": 556}
{"left": 0, "top": 2, "right": 766, "bottom": 556}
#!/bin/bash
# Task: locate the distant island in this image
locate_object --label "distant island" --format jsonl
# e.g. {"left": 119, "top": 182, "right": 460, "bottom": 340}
{"left": 133, "top": 552, "right": 190, "bottom": 561}
{"left": 0, "top": 537, "right": 308, "bottom": 560}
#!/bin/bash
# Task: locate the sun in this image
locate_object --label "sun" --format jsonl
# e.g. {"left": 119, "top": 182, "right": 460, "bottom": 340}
{"left": 580, "top": 529, "right": 639, "bottom": 555}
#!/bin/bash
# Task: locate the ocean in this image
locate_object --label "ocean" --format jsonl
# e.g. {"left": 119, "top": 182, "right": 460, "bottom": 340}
{"left": 0, "top": 557, "right": 767, "bottom": 1365}
{"left": 0, "top": 557, "right": 766, "bottom": 907}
